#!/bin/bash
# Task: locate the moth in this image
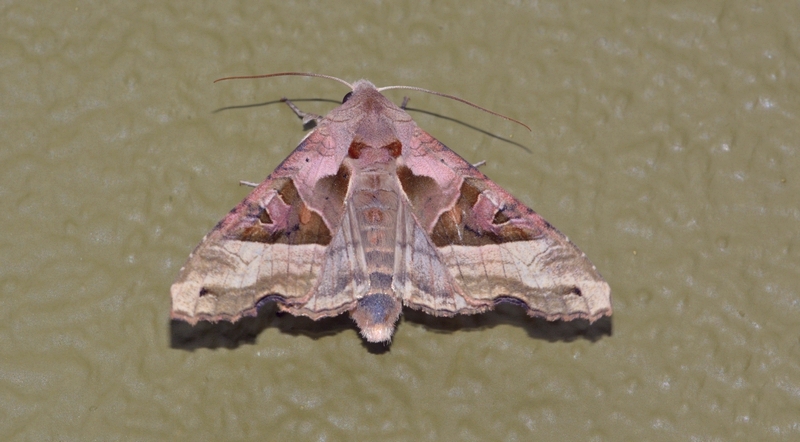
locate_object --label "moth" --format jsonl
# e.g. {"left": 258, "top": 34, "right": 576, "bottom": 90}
{"left": 171, "top": 73, "right": 612, "bottom": 343}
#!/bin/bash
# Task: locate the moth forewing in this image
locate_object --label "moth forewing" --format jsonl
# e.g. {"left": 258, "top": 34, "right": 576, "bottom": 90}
{"left": 171, "top": 78, "right": 611, "bottom": 343}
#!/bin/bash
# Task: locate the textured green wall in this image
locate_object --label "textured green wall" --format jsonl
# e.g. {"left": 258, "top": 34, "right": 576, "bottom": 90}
{"left": 3, "top": 1, "right": 799, "bottom": 440}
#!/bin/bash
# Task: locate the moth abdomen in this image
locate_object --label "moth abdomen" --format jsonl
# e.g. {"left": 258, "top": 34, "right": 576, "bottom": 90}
{"left": 350, "top": 293, "right": 402, "bottom": 343}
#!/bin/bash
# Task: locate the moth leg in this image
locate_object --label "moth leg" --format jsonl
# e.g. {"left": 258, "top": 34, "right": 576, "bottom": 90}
{"left": 238, "top": 180, "right": 259, "bottom": 188}
{"left": 472, "top": 160, "right": 486, "bottom": 168}
{"left": 400, "top": 96, "right": 410, "bottom": 109}
{"left": 281, "top": 97, "right": 323, "bottom": 129}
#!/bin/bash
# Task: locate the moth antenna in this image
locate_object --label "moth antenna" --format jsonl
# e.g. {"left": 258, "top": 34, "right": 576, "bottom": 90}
{"left": 214, "top": 72, "right": 354, "bottom": 90}
{"left": 379, "top": 85, "right": 531, "bottom": 132}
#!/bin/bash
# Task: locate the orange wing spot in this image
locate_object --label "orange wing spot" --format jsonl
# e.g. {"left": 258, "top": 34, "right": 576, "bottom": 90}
{"left": 383, "top": 140, "right": 402, "bottom": 158}
{"left": 348, "top": 140, "right": 368, "bottom": 159}
{"left": 299, "top": 205, "right": 312, "bottom": 225}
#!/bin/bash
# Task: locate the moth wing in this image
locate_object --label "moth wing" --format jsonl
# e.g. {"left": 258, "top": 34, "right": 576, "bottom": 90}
{"left": 390, "top": 200, "right": 469, "bottom": 315}
{"left": 170, "top": 130, "right": 363, "bottom": 324}
{"left": 399, "top": 129, "right": 612, "bottom": 322}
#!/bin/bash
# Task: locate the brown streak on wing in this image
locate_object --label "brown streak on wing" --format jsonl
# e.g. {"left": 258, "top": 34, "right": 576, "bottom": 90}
{"left": 311, "top": 163, "right": 351, "bottom": 229}
{"left": 397, "top": 165, "right": 467, "bottom": 233}
{"left": 227, "top": 178, "right": 333, "bottom": 245}
{"left": 429, "top": 179, "right": 538, "bottom": 247}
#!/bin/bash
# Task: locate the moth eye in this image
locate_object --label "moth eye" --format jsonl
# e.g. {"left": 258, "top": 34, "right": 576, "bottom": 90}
{"left": 342, "top": 91, "right": 353, "bottom": 103}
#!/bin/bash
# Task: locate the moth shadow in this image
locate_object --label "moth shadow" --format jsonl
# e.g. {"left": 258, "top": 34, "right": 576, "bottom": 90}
{"left": 169, "top": 303, "right": 611, "bottom": 351}
{"left": 169, "top": 302, "right": 358, "bottom": 350}
{"left": 402, "top": 303, "right": 613, "bottom": 342}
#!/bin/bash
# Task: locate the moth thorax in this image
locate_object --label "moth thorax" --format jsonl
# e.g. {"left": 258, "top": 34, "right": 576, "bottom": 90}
{"left": 350, "top": 293, "right": 402, "bottom": 343}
